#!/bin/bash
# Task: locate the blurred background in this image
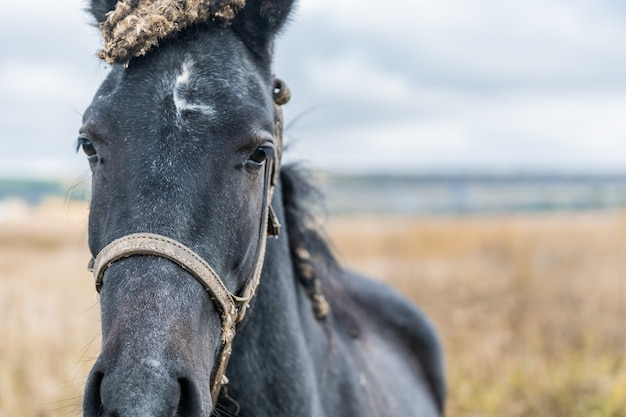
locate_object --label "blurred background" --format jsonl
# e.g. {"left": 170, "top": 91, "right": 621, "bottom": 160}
{"left": 1, "top": 0, "right": 625, "bottom": 416}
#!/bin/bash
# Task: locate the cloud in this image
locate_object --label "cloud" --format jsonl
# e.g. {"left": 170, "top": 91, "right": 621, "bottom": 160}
{"left": 285, "top": 0, "right": 626, "bottom": 88}
{"left": 2, "top": 0, "right": 626, "bottom": 177}
{"left": 276, "top": 0, "right": 626, "bottom": 173}
{"left": 283, "top": 119, "right": 471, "bottom": 174}
{"left": 0, "top": 1, "right": 106, "bottom": 178}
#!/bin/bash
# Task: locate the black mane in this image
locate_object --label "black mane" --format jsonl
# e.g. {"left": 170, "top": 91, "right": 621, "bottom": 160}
{"left": 280, "top": 166, "right": 338, "bottom": 292}
{"left": 280, "top": 165, "right": 359, "bottom": 329}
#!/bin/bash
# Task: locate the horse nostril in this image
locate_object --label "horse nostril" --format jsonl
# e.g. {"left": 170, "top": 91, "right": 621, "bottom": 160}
{"left": 83, "top": 371, "right": 104, "bottom": 417}
{"left": 83, "top": 365, "right": 207, "bottom": 417}
{"left": 177, "top": 377, "right": 203, "bottom": 417}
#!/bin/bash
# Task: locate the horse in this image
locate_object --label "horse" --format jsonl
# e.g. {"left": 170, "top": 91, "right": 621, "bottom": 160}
{"left": 79, "top": 1, "right": 446, "bottom": 416}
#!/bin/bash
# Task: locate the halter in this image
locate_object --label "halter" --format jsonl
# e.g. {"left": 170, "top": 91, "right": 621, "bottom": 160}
{"left": 88, "top": 78, "right": 289, "bottom": 404}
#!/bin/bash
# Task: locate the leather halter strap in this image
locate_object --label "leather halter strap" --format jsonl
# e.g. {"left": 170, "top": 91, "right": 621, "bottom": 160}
{"left": 89, "top": 78, "right": 289, "bottom": 404}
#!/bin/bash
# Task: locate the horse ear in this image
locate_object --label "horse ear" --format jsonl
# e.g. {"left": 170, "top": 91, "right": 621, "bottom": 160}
{"left": 90, "top": 0, "right": 118, "bottom": 24}
{"left": 234, "top": 0, "right": 297, "bottom": 59}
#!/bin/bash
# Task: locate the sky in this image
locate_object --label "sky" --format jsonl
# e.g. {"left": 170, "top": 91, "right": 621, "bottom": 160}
{"left": 1, "top": 0, "right": 626, "bottom": 178}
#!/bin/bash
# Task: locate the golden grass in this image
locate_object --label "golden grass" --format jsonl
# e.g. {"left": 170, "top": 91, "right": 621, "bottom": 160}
{"left": 1, "top": 199, "right": 624, "bottom": 416}
{"left": 0, "top": 199, "right": 98, "bottom": 417}
{"left": 328, "top": 212, "right": 626, "bottom": 417}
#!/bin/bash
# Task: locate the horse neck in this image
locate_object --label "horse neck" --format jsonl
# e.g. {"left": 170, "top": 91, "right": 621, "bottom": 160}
{"left": 226, "top": 181, "right": 330, "bottom": 411}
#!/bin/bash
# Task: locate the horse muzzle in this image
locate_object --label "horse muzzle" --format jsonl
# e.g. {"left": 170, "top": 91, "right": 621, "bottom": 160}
{"left": 84, "top": 359, "right": 207, "bottom": 417}
{"left": 83, "top": 258, "right": 217, "bottom": 417}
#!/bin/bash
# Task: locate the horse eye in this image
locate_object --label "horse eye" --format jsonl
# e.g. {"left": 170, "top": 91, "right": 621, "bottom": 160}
{"left": 77, "top": 135, "right": 98, "bottom": 160}
{"left": 245, "top": 146, "right": 272, "bottom": 169}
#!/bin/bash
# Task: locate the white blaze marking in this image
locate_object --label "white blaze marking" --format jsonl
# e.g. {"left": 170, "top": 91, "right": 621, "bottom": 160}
{"left": 173, "top": 59, "right": 215, "bottom": 116}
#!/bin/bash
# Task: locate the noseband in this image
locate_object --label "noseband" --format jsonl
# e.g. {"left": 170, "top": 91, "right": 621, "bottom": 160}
{"left": 88, "top": 79, "right": 289, "bottom": 404}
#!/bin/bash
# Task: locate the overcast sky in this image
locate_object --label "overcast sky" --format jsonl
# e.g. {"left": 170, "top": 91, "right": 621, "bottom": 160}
{"left": 1, "top": 0, "right": 625, "bottom": 178}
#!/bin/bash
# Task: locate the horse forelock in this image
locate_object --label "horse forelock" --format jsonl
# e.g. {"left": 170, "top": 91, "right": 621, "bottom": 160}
{"left": 99, "top": 0, "right": 246, "bottom": 64}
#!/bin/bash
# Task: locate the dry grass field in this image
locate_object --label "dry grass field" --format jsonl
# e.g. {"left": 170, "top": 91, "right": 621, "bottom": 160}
{"left": 1, "top": 198, "right": 625, "bottom": 416}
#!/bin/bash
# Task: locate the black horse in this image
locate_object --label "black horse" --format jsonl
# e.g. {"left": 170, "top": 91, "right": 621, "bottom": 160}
{"left": 79, "top": 1, "right": 445, "bottom": 416}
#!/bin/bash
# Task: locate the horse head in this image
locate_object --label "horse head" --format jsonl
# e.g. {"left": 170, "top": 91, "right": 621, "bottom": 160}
{"left": 81, "top": 1, "right": 295, "bottom": 415}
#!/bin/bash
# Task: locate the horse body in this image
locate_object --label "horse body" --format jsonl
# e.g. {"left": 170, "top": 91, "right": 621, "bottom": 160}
{"left": 80, "top": 1, "right": 445, "bottom": 416}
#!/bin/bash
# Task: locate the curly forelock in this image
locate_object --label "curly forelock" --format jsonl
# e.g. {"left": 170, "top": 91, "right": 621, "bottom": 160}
{"left": 99, "top": 0, "right": 246, "bottom": 65}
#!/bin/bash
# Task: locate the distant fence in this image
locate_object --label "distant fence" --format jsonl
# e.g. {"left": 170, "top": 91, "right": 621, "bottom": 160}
{"left": 317, "top": 174, "right": 626, "bottom": 215}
